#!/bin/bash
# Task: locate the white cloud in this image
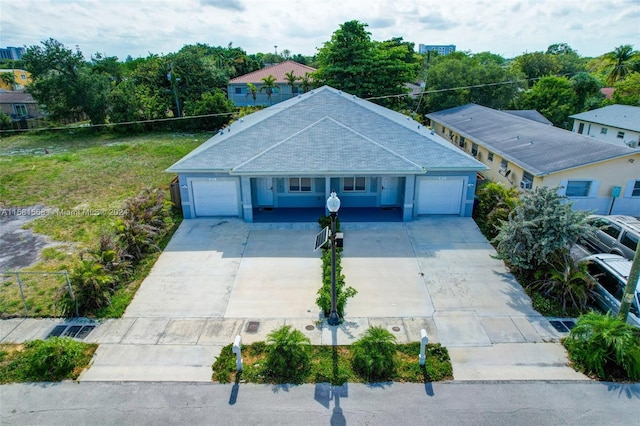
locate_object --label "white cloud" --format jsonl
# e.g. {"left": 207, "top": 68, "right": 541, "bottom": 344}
{"left": 2, "top": 0, "right": 638, "bottom": 60}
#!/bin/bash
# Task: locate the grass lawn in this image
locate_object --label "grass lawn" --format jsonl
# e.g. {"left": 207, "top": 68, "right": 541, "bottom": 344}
{"left": 0, "top": 129, "right": 210, "bottom": 317}
{"left": 212, "top": 341, "right": 453, "bottom": 385}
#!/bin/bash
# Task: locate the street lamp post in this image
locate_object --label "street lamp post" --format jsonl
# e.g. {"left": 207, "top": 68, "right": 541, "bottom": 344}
{"left": 326, "top": 191, "right": 341, "bottom": 326}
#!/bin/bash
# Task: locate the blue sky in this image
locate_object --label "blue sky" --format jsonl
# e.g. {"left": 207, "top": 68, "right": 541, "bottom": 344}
{"left": 2, "top": 0, "right": 638, "bottom": 60}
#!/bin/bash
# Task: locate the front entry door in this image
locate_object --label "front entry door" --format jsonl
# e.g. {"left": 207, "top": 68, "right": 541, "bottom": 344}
{"left": 381, "top": 177, "right": 399, "bottom": 205}
{"left": 256, "top": 178, "right": 273, "bottom": 206}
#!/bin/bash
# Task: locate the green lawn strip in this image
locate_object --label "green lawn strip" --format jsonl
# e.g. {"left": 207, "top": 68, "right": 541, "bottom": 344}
{"left": 212, "top": 341, "right": 453, "bottom": 385}
{"left": 0, "top": 338, "right": 98, "bottom": 384}
{"left": 0, "top": 131, "right": 204, "bottom": 318}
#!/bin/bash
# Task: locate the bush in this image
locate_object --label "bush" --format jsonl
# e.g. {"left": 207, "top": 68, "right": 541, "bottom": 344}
{"left": 493, "top": 186, "right": 592, "bottom": 272}
{"left": 0, "top": 338, "right": 97, "bottom": 383}
{"left": 67, "top": 259, "right": 116, "bottom": 316}
{"left": 473, "top": 181, "right": 519, "bottom": 240}
{"left": 564, "top": 312, "right": 640, "bottom": 381}
{"left": 316, "top": 249, "right": 357, "bottom": 318}
{"left": 115, "top": 188, "right": 174, "bottom": 262}
{"left": 531, "top": 256, "right": 596, "bottom": 315}
{"left": 351, "top": 326, "right": 397, "bottom": 381}
{"left": 264, "top": 325, "right": 311, "bottom": 384}
{"left": 318, "top": 215, "right": 341, "bottom": 233}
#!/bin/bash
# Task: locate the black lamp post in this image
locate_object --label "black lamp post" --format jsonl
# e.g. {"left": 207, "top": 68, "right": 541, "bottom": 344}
{"left": 326, "top": 191, "right": 341, "bottom": 326}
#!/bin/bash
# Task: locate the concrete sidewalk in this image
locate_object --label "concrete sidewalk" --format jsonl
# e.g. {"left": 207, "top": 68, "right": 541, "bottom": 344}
{"left": 0, "top": 218, "right": 588, "bottom": 382}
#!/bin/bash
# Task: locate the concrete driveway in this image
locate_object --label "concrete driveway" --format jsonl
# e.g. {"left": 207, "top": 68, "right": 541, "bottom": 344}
{"left": 80, "top": 217, "right": 581, "bottom": 382}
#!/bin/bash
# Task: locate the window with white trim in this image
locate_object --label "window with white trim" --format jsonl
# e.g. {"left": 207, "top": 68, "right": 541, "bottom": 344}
{"left": 487, "top": 152, "right": 494, "bottom": 162}
{"left": 600, "top": 127, "right": 608, "bottom": 134}
{"left": 14, "top": 104, "right": 28, "bottom": 117}
{"left": 632, "top": 180, "right": 640, "bottom": 197}
{"left": 289, "top": 177, "right": 311, "bottom": 192}
{"left": 343, "top": 177, "right": 366, "bottom": 192}
{"left": 500, "top": 159, "right": 508, "bottom": 170}
{"left": 471, "top": 143, "right": 478, "bottom": 157}
{"left": 565, "top": 180, "right": 591, "bottom": 197}
{"left": 617, "top": 131, "right": 625, "bottom": 139}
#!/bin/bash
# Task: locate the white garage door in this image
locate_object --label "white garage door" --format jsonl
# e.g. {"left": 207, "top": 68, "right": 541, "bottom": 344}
{"left": 191, "top": 179, "right": 239, "bottom": 217}
{"left": 417, "top": 178, "right": 464, "bottom": 215}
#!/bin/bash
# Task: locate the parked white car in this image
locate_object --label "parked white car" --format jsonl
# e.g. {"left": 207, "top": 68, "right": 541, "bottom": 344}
{"left": 581, "top": 254, "right": 640, "bottom": 327}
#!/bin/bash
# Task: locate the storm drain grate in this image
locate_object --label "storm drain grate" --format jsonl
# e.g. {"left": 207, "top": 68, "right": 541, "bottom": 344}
{"left": 549, "top": 319, "right": 577, "bottom": 333}
{"left": 46, "top": 319, "right": 97, "bottom": 340}
{"left": 246, "top": 321, "right": 260, "bottom": 333}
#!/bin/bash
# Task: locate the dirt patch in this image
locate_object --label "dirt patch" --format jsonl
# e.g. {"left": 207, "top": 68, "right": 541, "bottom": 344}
{"left": 0, "top": 205, "right": 61, "bottom": 271}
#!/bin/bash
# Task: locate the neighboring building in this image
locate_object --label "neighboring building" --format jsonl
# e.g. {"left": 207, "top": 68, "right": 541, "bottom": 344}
{"left": 0, "top": 69, "right": 31, "bottom": 90}
{"left": 427, "top": 103, "right": 640, "bottom": 216}
{"left": 0, "top": 47, "right": 25, "bottom": 61}
{"left": 168, "top": 86, "right": 486, "bottom": 222}
{"left": 570, "top": 105, "right": 640, "bottom": 148}
{"left": 227, "top": 61, "right": 316, "bottom": 107}
{"left": 0, "top": 90, "right": 45, "bottom": 120}
{"left": 418, "top": 44, "right": 456, "bottom": 55}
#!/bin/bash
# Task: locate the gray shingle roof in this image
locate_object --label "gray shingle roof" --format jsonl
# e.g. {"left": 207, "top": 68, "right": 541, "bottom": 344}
{"left": 427, "top": 103, "right": 637, "bottom": 176}
{"left": 504, "top": 110, "right": 552, "bottom": 125}
{"left": 168, "top": 86, "right": 485, "bottom": 175}
{"left": 570, "top": 105, "right": 640, "bottom": 132}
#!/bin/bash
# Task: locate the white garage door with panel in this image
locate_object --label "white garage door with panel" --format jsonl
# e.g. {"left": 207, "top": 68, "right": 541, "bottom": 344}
{"left": 191, "top": 178, "right": 239, "bottom": 217}
{"left": 417, "top": 177, "right": 465, "bottom": 215}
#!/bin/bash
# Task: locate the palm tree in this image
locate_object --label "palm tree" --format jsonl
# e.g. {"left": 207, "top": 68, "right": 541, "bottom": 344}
{"left": 605, "top": 44, "right": 637, "bottom": 85}
{"left": 246, "top": 82, "right": 258, "bottom": 105}
{"left": 259, "top": 74, "right": 277, "bottom": 105}
{"left": 300, "top": 73, "right": 312, "bottom": 93}
{"left": 284, "top": 70, "right": 301, "bottom": 98}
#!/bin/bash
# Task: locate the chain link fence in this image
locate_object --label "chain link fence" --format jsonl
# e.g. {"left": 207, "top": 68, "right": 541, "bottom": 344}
{"left": 1, "top": 270, "right": 78, "bottom": 318}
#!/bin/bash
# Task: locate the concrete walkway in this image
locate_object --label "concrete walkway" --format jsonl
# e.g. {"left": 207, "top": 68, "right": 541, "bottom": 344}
{"left": 0, "top": 218, "right": 587, "bottom": 382}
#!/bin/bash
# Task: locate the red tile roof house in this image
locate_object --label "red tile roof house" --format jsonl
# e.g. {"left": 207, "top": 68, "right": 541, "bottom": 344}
{"left": 227, "top": 61, "right": 316, "bottom": 107}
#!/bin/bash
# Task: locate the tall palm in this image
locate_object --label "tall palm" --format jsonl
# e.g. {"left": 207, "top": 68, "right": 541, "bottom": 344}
{"left": 284, "top": 70, "right": 301, "bottom": 98}
{"left": 246, "top": 82, "right": 258, "bottom": 105}
{"left": 606, "top": 44, "right": 637, "bottom": 85}
{"left": 300, "top": 73, "right": 312, "bottom": 93}
{"left": 259, "top": 74, "right": 277, "bottom": 105}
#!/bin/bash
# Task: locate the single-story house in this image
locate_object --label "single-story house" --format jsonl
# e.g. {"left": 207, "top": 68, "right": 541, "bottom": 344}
{"left": 426, "top": 103, "right": 640, "bottom": 216}
{"left": 0, "top": 90, "right": 45, "bottom": 120}
{"left": 227, "top": 61, "right": 316, "bottom": 107}
{"left": 570, "top": 105, "right": 640, "bottom": 148}
{"left": 168, "top": 86, "right": 487, "bottom": 222}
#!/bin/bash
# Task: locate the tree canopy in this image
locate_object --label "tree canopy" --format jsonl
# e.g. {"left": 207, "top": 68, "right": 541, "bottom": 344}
{"left": 314, "top": 20, "right": 420, "bottom": 106}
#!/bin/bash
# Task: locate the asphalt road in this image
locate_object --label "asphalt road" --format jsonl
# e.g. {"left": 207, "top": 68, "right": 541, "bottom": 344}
{"left": 2, "top": 381, "right": 638, "bottom": 425}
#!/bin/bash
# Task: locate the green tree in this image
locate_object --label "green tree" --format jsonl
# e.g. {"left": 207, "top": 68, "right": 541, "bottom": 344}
{"left": 493, "top": 186, "right": 592, "bottom": 272}
{"left": 246, "top": 82, "right": 258, "bottom": 105}
{"left": 0, "top": 72, "right": 16, "bottom": 88}
{"left": 299, "top": 73, "right": 312, "bottom": 93}
{"left": 545, "top": 43, "right": 586, "bottom": 76}
{"left": 183, "top": 89, "right": 234, "bottom": 130}
{"left": 423, "top": 51, "right": 524, "bottom": 112}
{"left": 259, "top": 74, "right": 277, "bottom": 105}
{"left": 605, "top": 44, "right": 638, "bottom": 85}
{"left": 22, "top": 38, "right": 111, "bottom": 124}
{"left": 516, "top": 75, "right": 579, "bottom": 127}
{"left": 511, "top": 51, "right": 560, "bottom": 87}
{"left": 284, "top": 70, "right": 300, "bottom": 98}
{"left": 314, "top": 21, "right": 420, "bottom": 104}
{"left": 610, "top": 72, "right": 640, "bottom": 105}
{"left": 570, "top": 72, "right": 602, "bottom": 110}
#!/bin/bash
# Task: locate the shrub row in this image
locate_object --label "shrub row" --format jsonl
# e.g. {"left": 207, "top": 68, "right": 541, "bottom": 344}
{"left": 212, "top": 325, "right": 453, "bottom": 385}
{"left": 57, "top": 188, "right": 176, "bottom": 317}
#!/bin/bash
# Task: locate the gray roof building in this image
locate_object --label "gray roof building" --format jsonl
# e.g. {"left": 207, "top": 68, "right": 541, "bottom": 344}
{"left": 426, "top": 103, "right": 635, "bottom": 176}
{"left": 570, "top": 105, "right": 640, "bottom": 133}
{"left": 169, "top": 86, "right": 487, "bottom": 222}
